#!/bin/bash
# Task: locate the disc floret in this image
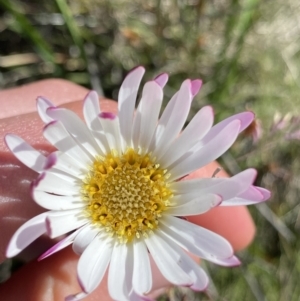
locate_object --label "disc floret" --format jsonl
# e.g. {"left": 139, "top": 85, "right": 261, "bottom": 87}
{"left": 82, "top": 148, "right": 173, "bottom": 242}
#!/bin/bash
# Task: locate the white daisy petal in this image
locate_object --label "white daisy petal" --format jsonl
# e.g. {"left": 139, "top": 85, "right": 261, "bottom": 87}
{"left": 166, "top": 194, "right": 222, "bottom": 216}
{"left": 154, "top": 73, "right": 168, "bottom": 88}
{"left": 89, "top": 127, "right": 109, "bottom": 155}
{"left": 190, "top": 79, "right": 202, "bottom": 97}
{"left": 172, "top": 168, "right": 257, "bottom": 202}
{"left": 46, "top": 168, "right": 81, "bottom": 183}
{"left": 6, "top": 212, "right": 48, "bottom": 258}
{"left": 189, "top": 265, "right": 209, "bottom": 291}
{"left": 238, "top": 185, "right": 264, "bottom": 201}
{"left": 99, "top": 112, "right": 122, "bottom": 154}
{"left": 73, "top": 224, "right": 99, "bottom": 255}
{"left": 132, "top": 240, "right": 152, "bottom": 295}
{"left": 36, "top": 96, "right": 55, "bottom": 123}
{"left": 162, "top": 215, "right": 233, "bottom": 258}
{"left": 204, "top": 255, "right": 241, "bottom": 267}
{"left": 160, "top": 219, "right": 239, "bottom": 268}
{"left": 118, "top": 66, "right": 145, "bottom": 149}
{"left": 82, "top": 91, "right": 109, "bottom": 154}
{"left": 46, "top": 209, "right": 88, "bottom": 238}
{"left": 83, "top": 90, "right": 101, "bottom": 129}
{"left": 33, "top": 190, "right": 84, "bottom": 210}
{"left": 171, "top": 177, "right": 223, "bottom": 193}
{"left": 78, "top": 235, "right": 113, "bottom": 293}
{"left": 5, "top": 134, "right": 46, "bottom": 173}
{"left": 129, "top": 290, "right": 155, "bottom": 301}
{"left": 33, "top": 171, "right": 80, "bottom": 195}
{"left": 38, "top": 229, "right": 79, "bottom": 261}
{"left": 65, "top": 292, "right": 88, "bottom": 301}
{"left": 256, "top": 187, "right": 271, "bottom": 201}
{"left": 159, "top": 106, "right": 214, "bottom": 167}
{"left": 48, "top": 151, "right": 87, "bottom": 179}
{"left": 47, "top": 107, "right": 101, "bottom": 157}
{"left": 145, "top": 233, "right": 193, "bottom": 286}
{"left": 159, "top": 220, "right": 204, "bottom": 256}
{"left": 43, "top": 120, "right": 92, "bottom": 167}
{"left": 158, "top": 230, "right": 209, "bottom": 291}
{"left": 222, "top": 197, "right": 260, "bottom": 206}
{"left": 169, "top": 119, "right": 241, "bottom": 181}
{"left": 149, "top": 91, "right": 178, "bottom": 152}
{"left": 43, "top": 152, "right": 57, "bottom": 170}
{"left": 171, "top": 168, "right": 255, "bottom": 194}
{"left": 108, "top": 242, "right": 133, "bottom": 301}
{"left": 151, "top": 79, "right": 193, "bottom": 158}
{"left": 200, "top": 111, "right": 254, "bottom": 146}
{"left": 222, "top": 185, "right": 267, "bottom": 206}
{"left": 132, "top": 81, "right": 163, "bottom": 152}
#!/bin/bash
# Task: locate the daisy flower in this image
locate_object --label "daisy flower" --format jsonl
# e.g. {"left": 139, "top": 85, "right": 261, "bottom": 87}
{"left": 5, "top": 67, "right": 270, "bottom": 301}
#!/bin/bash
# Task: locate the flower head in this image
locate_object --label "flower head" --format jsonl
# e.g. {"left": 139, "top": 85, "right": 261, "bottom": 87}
{"left": 5, "top": 67, "right": 270, "bottom": 301}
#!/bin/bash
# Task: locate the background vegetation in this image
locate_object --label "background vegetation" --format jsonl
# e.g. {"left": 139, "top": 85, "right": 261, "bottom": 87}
{"left": 1, "top": 0, "right": 300, "bottom": 300}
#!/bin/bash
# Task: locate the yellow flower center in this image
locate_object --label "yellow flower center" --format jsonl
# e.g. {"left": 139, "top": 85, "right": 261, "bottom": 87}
{"left": 82, "top": 149, "right": 173, "bottom": 243}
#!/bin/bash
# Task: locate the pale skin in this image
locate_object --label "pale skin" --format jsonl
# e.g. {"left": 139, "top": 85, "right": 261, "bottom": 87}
{"left": 0, "top": 79, "right": 256, "bottom": 301}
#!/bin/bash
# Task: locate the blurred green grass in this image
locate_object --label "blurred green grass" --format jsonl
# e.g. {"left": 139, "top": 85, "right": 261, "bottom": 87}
{"left": 1, "top": 0, "right": 300, "bottom": 300}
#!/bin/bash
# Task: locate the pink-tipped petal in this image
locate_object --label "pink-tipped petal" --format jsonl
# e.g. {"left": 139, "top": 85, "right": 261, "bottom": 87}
{"left": 43, "top": 120, "right": 92, "bottom": 168}
{"left": 154, "top": 73, "right": 168, "bottom": 88}
{"left": 221, "top": 185, "right": 269, "bottom": 206}
{"left": 5, "top": 134, "right": 46, "bottom": 173}
{"left": 162, "top": 215, "right": 233, "bottom": 259}
{"left": 200, "top": 112, "right": 254, "bottom": 146}
{"left": 171, "top": 168, "right": 256, "bottom": 202}
{"left": 158, "top": 230, "right": 209, "bottom": 291}
{"left": 159, "top": 219, "right": 237, "bottom": 274}
{"left": 36, "top": 96, "right": 55, "bottom": 123}
{"left": 99, "top": 112, "right": 117, "bottom": 120}
{"left": 191, "top": 79, "right": 202, "bottom": 97}
{"left": 83, "top": 90, "right": 101, "bottom": 128}
{"left": 151, "top": 79, "right": 193, "bottom": 158}
{"left": 99, "top": 113, "right": 122, "bottom": 154}
{"left": 206, "top": 255, "right": 241, "bottom": 267}
{"left": 159, "top": 106, "right": 214, "bottom": 167}
{"left": 38, "top": 230, "right": 79, "bottom": 261}
{"left": 132, "top": 81, "right": 163, "bottom": 152}
{"left": 256, "top": 187, "right": 271, "bottom": 201}
{"left": 82, "top": 90, "right": 110, "bottom": 153}
{"left": 118, "top": 66, "right": 145, "bottom": 149}
{"left": 179, "top": 168, "right": 257, "bottom": 203}
{"left": 43, "top": 153, "right": 57, "bottom": 170}
{"left": 47, "top": 107, "right": 100, "bottom": 157}
{"left": 46, "top": 151, "right": 86, "bottom": 179}
{"left": 6, "top": 212, "right": 48, "bottom": 258}
{"left": 145, "top": 232, "right": 193, "bottom": 287}
{"left": 169, "top": 120, "right": 241, "bottom": 181}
